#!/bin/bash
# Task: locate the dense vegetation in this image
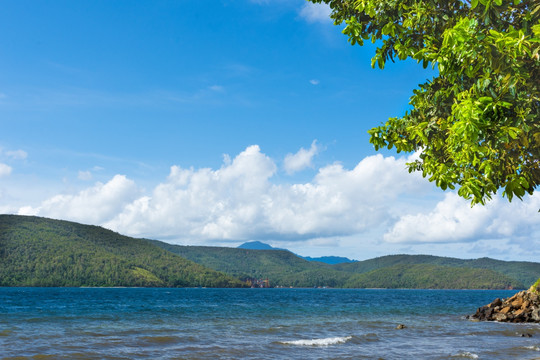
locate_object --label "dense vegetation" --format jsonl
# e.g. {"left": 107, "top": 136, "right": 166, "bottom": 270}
{"left": 150, "top": 242, "right": 351, "bottom": 288}
{"left": 153, "top": 241, "right": 538, "bottom": 289}
{"left": 0, "top": 215, "right": 244, "bottom": 287}
{"left": 313, "top": 0, "right": 539, "bottom": 205}
{"left": 343, "top": 264, "right": 522, "bottom": 289}
{"left": 334, "top": 254, "right": 540, "bottom": 286}
{"left": 1, "top": 215, "right": 538, "bottom": 289}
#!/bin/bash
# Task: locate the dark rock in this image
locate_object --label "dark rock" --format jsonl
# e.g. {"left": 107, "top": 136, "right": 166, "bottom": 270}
{"left": 396, "top": 324, "right": 406, "bottom": 329}
{"left": 470, "top": 289, "right": 540, "bottom": 323}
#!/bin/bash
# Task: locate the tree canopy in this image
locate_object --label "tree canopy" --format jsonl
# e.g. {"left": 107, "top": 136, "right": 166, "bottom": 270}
{"left": 2, "top": 215, "right": 537, "bottom": 289}
{"left": 310, "top": 0, "right": 540, "bottom": 205}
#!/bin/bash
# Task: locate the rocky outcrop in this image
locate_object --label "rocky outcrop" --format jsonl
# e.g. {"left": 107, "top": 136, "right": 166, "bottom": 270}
{"left": 470, "top": 288, "right": 540, "bottom": 323}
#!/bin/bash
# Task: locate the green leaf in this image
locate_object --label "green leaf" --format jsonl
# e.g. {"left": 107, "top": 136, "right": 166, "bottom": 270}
{"left": 313, "top": 0, "right": 539, "bottom": 206}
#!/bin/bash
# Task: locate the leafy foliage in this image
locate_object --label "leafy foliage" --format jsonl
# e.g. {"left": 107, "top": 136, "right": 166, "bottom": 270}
{"left": 344, "top": 264, "right": 522, "bottom": 289}
{"left": 0, "top": 215, "right": 244, "bottom": 287}
{"left": 310, "top": 0, "right": 540, "bottom": 205}
{"left": 531, "top": 277, "right": 540, "bottom": 294}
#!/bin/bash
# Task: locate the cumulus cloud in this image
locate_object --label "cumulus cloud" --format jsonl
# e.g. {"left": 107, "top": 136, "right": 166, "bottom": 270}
{"left": 23, "top": 175, "right": 139, "bottom": 224}
{"left": 283, "top": 140, "right": 320, "bottom": 174}
{"left": 0, "top": 148, "right": 27, "bottom": 178}
{"left": 103, "top": 147, "right": 427, "bottom": 242}
{"left": 16, "top": 146, "right": 432, "bottom": 243}
{"left": 299, "top": 2, "right": 332, "bottom": 23}
{"left": 24, "top": 145, "right": 540, "bottom": 253}
{"left": 265, "top": 154, "right": 426, "bottom": 238}
{"left": 9, "top": 143, "right": 540, "bottom": 260}
{"left": 0, "top": 163, "right": 12, "bottom": 177}
{"left": 384, "top": 192, "right": 540, "bottom": 244}
{"left": 105, "top": 145, "right": 278, "bottom": 240}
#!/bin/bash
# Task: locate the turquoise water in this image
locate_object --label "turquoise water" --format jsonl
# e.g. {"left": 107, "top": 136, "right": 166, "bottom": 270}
{"left": 1, "top": 288, "right": 539, "bottom": 359}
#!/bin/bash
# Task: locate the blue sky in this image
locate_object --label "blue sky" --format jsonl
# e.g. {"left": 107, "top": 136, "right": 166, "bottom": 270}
{"left": 1, "top": 0, "right": 539, "bottom": 261}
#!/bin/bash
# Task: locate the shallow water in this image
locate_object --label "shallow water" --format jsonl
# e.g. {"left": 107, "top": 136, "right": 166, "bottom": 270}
{"left": 1, "top": 288, "right": 539, "bottom": 359}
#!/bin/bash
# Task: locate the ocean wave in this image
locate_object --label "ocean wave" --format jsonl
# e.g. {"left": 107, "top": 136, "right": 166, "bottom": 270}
{"left": 452, "top": 351, "right": 479, "bottom": 359}
{"left": 279, "top": 336, "right": 352, "bottom": 347}
{"left": 524, "top": 345, "right": 540, "bottom": 351}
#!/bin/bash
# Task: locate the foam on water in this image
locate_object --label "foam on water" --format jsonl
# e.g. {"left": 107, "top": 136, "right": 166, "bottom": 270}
{"left": 279, "top": 336, "right": 352, "bottom": 346}
{"left": 0, "top": 288, "right": 525, "bottom": 359}
{"left": 453, "top": 351, "right": 479, "bottom": 359}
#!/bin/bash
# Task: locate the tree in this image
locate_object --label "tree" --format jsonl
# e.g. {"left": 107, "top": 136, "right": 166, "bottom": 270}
{"left": 309, "top": 0, "right": 539, "bottom": 205}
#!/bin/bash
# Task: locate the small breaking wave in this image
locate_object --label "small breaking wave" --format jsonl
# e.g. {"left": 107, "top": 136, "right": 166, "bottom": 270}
{"left": 524, "top": 345, "right": 540, "bottom": 351}
{"left": 279, "top": 336, "right": 352, "bottom": 347}
{"left": 452, "top": 351, "right": 479, "bottom": 359}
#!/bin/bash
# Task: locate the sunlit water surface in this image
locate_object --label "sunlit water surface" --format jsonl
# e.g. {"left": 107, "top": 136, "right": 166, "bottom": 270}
{"left": 1, "top": 288, "right": 539, "bottom": 359}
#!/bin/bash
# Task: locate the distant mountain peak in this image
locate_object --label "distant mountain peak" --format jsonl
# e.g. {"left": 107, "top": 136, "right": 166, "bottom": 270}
{"left": 237, "top": 241, "right": 275, "bottom": 250}
{"left": 301, "top": 256, "right": 356, "bottom": 265}
{"left": 237, "top": 241, "right": 355, "bottom": 265}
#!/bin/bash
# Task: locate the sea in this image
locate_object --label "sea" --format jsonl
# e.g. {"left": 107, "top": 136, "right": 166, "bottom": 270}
{"left": 1, "top": 288, "right": 539, "bottom": 359}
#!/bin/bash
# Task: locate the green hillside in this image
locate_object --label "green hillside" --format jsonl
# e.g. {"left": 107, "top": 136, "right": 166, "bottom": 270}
{"left": 343, "top": 264, "right": 523, "bottom": 289}
{"left": 151, "top": 241, "right": 533, "bottom": 289}
{"left": 150, "top": 241, "right": 350, "bottom": 288}
{"left": 334, "top": 254, "right": 540, "bottom": 287}
{"left": 1, "top": 215, "right": 537, "bottom": 289}
{"left": 0, "top": 215, "right": 244, "bottom": 287}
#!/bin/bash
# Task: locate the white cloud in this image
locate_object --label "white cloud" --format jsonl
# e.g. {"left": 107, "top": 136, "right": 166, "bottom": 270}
{"left": 0, "top": 163, "right": 12, "bottom": 177}
{"left": 384, "top": 192, "right": 540, "bottom": 244}
{"left": 20, "top": 144, "right": 539, "bottom": 259}
{"left": 23, "top": 175, "right": 139, "bottom": 224}
{"left": 18, "top": 206, "right": 37, "bottom": 216}
{"left": 310, "top": 79, "right": 320, "bottom": 85}
{"left": 283, "top": 140, "right": 320, "bottom": 174}
{"left": 266, "top": 154, "right": 426, "bottom": 238}
{"left": 299, "top": 2, "right": 332, "bottom": 23}
{"left": 78, "top": 170, "right": 93, "bottom": 181}
{"left": 209, "top": 85, "right": 224, "bottom": 92}
{"left": 105, "top": 145, "right": 278, "bottom": 240}
{"left": 104, "top": 147, "right": 428, "bottom": 242}
{"left": 16, "top": 146, "right": 432, "bottom": 243}
{"left": 5, "top": 150, "right": 27, "bottom": 160}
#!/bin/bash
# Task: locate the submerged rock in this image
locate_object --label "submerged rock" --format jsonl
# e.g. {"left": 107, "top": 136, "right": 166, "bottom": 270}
{"left": 470, "top": 288, "right": 540, "bottom": 323}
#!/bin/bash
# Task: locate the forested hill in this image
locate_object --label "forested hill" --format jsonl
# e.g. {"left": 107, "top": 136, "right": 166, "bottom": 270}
{"left": 151, "top": 241, "right": 351, "bottom": 288}
{"left": 1, "top": 215, "right": 538, "bottom": 289}
{"left": 151, "top": 242, "right": 532, "bottom": 289}
{"left": 333, "top": 254, "right": 540, "bottom": 288}
{"left": 0, "top": 215, "right": 244, "bottom": 287}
